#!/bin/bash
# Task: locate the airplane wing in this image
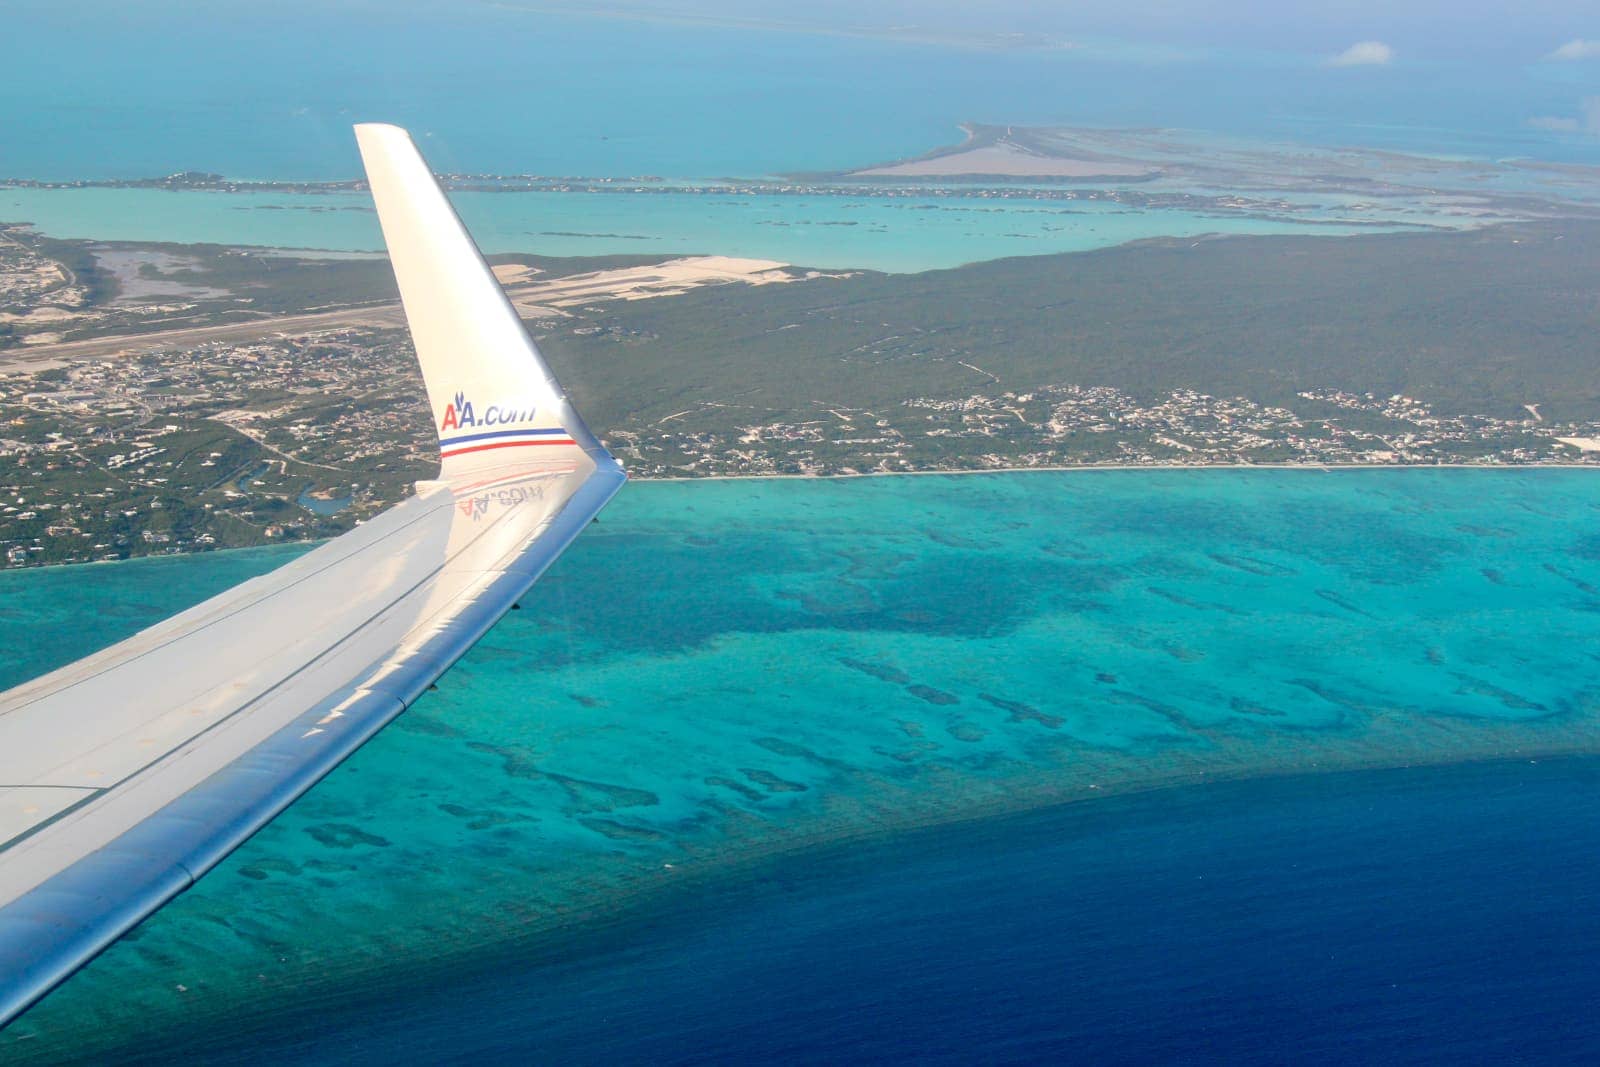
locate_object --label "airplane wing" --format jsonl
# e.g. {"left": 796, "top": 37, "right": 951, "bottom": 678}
{"left": 0, "top": 124, "right": 626, "bottom": 1027}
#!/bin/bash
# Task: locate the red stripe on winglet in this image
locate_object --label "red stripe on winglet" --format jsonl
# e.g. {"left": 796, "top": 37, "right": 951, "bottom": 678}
{"left": 441, "top": 438, "right": 577, "bottom": 459}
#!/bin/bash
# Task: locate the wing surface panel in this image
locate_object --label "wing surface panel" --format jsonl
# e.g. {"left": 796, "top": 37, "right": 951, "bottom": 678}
{"left": 0, "top": 124, "right": 627, "bottom": 1027}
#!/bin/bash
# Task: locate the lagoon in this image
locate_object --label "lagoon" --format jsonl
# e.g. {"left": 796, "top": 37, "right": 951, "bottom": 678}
{"left": 0, "top": 185, "right": 1403, "bottom": 273}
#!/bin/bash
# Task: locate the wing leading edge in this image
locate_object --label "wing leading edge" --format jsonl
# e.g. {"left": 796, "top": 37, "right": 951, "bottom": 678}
{"left": 0, "top": 125, "right": 625, "bottom": 1028}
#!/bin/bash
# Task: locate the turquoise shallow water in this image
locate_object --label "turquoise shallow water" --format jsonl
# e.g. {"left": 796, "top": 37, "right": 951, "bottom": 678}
{"left": 4, "top": 469, "right": 1600, "bottom": 1057}
{"left": 0, "top": 186, "right": 1397, "bottom": 273}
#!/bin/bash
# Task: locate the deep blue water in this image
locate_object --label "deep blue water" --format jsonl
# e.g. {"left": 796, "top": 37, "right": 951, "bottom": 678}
{"left": 126, "top": 757, "right": 1600, "bottom": 1065}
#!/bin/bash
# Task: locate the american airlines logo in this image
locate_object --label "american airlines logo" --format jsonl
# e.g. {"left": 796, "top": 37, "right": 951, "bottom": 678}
{"left": 438, "top": 391, "right": 577, "bottom": 460}
{"left": 439, "top": 391, "right": 542, "bottom": 433}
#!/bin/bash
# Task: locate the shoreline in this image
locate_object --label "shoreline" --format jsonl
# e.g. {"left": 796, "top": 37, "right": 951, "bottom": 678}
{"left": 3, "top": 465, "right": 1597, "bottom": 574}
{"left": 631, "top": 460, "right": 1600, "bottom": 483}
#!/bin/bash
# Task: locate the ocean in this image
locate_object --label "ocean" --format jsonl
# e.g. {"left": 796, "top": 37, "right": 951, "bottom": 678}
{"left": 67, "top": 758, "right": 1600, "bottom": 1065}
{"left": 4, "top": 470, "right": 1599, "bottom": 1061}
{"left": 7, "top": 2, "right": 1597, "bottom": 181}
{"left": 4, "top": 2, "right": 1598, "bottom": 270}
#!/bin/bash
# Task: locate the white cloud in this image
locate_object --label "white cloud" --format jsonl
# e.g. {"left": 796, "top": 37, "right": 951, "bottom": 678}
{"left": 1326, "top": 41, "right": 1395, "bottom": 68}
{"left": 1547, "top": 39, "right": 1600, "bottom": 61}
{"left": 1527, "top": 97, "right": 1600, "bottom": 135}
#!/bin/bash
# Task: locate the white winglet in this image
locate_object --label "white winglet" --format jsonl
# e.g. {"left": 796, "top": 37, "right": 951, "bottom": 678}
{"left": 355, "top": 123, "right": 612, "bottom": 479}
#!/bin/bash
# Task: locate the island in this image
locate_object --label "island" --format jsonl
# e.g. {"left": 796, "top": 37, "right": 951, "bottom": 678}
{"left": 1, "top": 217, "right": 1597, "bottom": 566}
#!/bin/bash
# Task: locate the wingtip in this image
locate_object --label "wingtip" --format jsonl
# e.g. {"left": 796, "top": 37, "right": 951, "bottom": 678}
{"left": 353, "top": 123, "right": 413, "bottom": 150}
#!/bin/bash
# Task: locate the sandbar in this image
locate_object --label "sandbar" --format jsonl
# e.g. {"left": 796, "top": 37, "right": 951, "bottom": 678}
{"left": 854, "top": 141, "right": 1156, "bottom": 180}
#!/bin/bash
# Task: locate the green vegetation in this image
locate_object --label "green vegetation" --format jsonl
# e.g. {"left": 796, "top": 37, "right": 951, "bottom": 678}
{"left": 539, "top": 222, "right": 1600, "bottom": 428}
{"left": 27, "top": 232, "right": 118, "bottom": 305}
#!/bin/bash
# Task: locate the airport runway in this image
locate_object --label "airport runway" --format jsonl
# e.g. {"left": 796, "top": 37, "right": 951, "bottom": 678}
{"left": 0, "top": 257, "right": 795, "bottom": 370}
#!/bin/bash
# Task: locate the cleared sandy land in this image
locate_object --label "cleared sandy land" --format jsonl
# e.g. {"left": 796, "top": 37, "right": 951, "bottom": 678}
{"left": 855, "top": 142, "right": 1155, "bottom": 179}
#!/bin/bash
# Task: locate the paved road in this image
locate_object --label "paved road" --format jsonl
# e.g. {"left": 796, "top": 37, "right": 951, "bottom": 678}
{"left": 0, "top": 304, "right": 411, "bottom": 368}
